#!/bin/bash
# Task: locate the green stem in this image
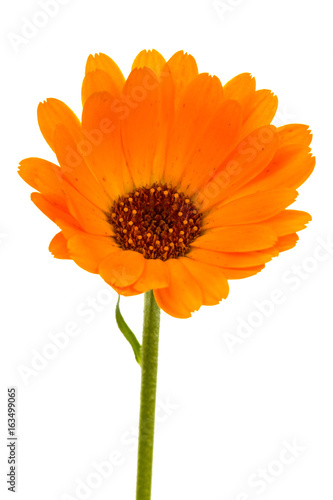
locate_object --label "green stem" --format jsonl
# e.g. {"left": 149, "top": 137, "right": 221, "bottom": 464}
{"left": 136, "top": 290, "right": 161, "bottom": 500}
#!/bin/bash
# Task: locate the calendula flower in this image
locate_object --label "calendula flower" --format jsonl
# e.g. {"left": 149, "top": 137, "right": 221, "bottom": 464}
{"left": 18, "top": 49, "right": 315, "bottom": 319}
{"left": 19, "top": 50, "right": 315, "bottom": 500}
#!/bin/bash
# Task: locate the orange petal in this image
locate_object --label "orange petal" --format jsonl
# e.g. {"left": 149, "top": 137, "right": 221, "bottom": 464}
{"left": 166, "top": 51, "right": 198, "bottom": 107}
{"left": 67, "top": 233, "right": 119, "bottom": 273}
{"left": 85, "top": 53, "right": 125, "bottom": 90}
{"left": 132, "top": 49, "right": 167, "bottom": 77}
{"left": 164, "top": 73, "right": 224, "bottom": 186}
{"left": 277, "top": 124, "right": 312, "bottom": 147}
{"left": 203, "top": 188, "right": 298, "bottom": 229}
{"left": 133, "top": 258, "right": 170, "bottom": 293}
{"left": 197, "top": 125, "right": 279, "bottom": 211}
{"left": 111, "top": 284, "right": 142, "bottom": 297}
{"left": 180, "top": 99, "right": 242, "bottom": 196}
{"left": 37, "top": 98, "right": 81, "bottom": 152}
{"left": 188, "top": 246, "right": 278, "bottom": 268}
{"left": 82, "top": 70, "right": 122, "bottom": 106}
{"left": 31, "top": 192, "right": 80, "bottom": 230}
{"left": 81, "top": 91, "right": 134, "bottom": 197}
{"left": 18, "top": 158, "right": 67, "bottom": 210}
{"left": 49, "top": 232, "right": 70, "bottom": 259}
{"left": 53, "top": 124, "right": 112, "bottom": 211}
{"left": 99, "top": 250, "right": 145, "bottom": 288}
{"left": 60, "top": 180, "right": 113, "bottom": 236}
{"left": 150, "top": 65, "right": 175, "bottom": 183}
{"left": 265, "top": 210, "right": 311, "bottom": 236}
{"left": 231, "top": 144, "right": 315, "bottom": 199}
{"left": 180, "top": 257, "right": 229, "bottom": 306}
{"left": 54, "top": 219, "right": 84, "bottom": 239}
{"left": 120, "top": 67, "right": 173, "bottom": 187}
{"left": 240, "top": 89, "right": 278, "bottom": 139}
{"left": 153, "top": 259, "right": 203, "bottom": 318}
{"left": 221, "top": 265, "right": 265, "bottom": 279}
{"left": 276, "top": 233, "right": 299, "bottom": 252}
{"left": 222, "top": 73, "right": 256, "bottom": 109}
{"left": 191, "top": 225, "right": 278, "bottom": 252}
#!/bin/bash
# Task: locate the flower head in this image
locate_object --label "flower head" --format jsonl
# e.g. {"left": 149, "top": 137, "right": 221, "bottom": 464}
{"left": 19, "top": 50, "right": 315, "bottom": 318}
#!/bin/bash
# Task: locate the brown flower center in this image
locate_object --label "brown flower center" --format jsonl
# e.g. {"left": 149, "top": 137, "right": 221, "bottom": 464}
{"left": 108, "top": 184, "right": 202, "bottom": 260}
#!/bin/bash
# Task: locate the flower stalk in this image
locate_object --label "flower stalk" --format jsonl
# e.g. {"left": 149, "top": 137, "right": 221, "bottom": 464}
{"left": 136, "top": 290, "right": 161, "bottom": 500}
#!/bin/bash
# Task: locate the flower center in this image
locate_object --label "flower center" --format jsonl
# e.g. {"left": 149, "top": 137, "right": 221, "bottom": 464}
{"left": 109, "top": 184, "right": 202, "bottom": 260}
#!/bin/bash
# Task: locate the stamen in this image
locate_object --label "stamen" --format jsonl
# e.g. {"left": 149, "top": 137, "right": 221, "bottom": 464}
{"left": 108, "top": 183, "right": 202, "bottom": 260}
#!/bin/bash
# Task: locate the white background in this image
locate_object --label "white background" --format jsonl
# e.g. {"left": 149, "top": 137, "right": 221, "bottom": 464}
{"left": 1, "top": 0, "right": 332, "bottom": 499}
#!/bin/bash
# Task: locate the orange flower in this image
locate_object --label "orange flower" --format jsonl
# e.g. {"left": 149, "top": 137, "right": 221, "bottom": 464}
{"left": 19, "top": 50, "right": 315, "bottom": 318}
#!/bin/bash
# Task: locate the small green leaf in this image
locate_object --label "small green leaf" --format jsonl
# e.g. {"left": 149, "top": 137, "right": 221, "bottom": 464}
{"left": 115, "top": 296, "right": 141, "bottom": 365}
